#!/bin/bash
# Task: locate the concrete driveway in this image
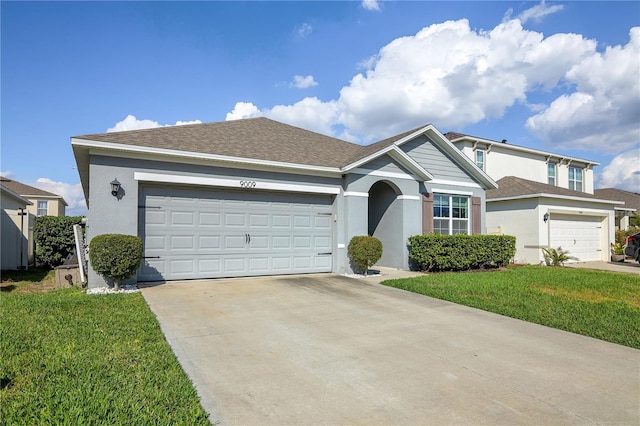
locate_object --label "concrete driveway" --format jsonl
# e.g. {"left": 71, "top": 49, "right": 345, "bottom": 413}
{"left": 141, "top": 272, "right": 639, "bottom": 425}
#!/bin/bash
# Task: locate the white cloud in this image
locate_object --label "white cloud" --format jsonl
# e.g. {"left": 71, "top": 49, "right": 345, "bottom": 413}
{"left": 362, "top": 0, "right": 381, "bottom": 12}
{"left": 225, "top": 102, "right": 261, "bottom": 121}
{"left": 290, "top": 75, "right": 318, "bottom": 89}
{"left": 1, "top": 170, "right": 14, "bottom": 178}
{"left": 226, "top": 18, "right": 638, "bottom": 151}
{"left": 297, "top": 23, "right": 313, "bottom": 38}
{"left": 106, "top": 114, "right": 202, "bottom": 133}
{"left": 597, "top": 150, "right": 640, "bottom": 191}
{"left": 517, "top": 0, "right": 564, "bottom": 24}
{"left": 32, "top": 178, "right": 87, "bottom": 216}
{"left": 526, "top": 27, "right": 640, "bottom": 153}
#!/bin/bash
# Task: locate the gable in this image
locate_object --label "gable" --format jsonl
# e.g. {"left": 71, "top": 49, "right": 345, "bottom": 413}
{"left": 401, "top": 135, "right": 477, "bottom": 184}
{"left": 353, "top": 154, "right": 417, "bottom": 180}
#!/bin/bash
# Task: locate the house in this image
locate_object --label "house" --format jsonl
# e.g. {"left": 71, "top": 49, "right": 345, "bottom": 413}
{"left": 447, "top": 133, "right": 622, "bottom": 264}
{"left": 72, "top": 117, "right": 496, "bottom": 287}
{"left": 0, "top": 177, "right": 67, "bottom": 217}
{"left": 1, "top": 185, "right": 33, "bottom": 270}
{"left": 593, "top": 188, "right": 640, "bottom": 230}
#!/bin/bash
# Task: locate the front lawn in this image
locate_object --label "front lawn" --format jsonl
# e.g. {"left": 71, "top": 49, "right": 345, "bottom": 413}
{"left": 0, "top": 271, "right": 210, "bottom": 424}
{"left": 382, "top": 265, "right": 640, "bottom": 349}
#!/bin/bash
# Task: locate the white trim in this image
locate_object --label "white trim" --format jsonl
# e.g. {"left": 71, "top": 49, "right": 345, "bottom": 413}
{"left": 134, "top": 172, "right": 341, "bottom": 195}
{"left": 431, "top": 188, "right": 474, "bottom": 196}
{"left": 449, "top": 136, "right": 599, "bottom": 167}
{"left": 73, "top": 138, "right": 342, "bottom": 175}
{"left": 342, "top": 145, "right": 433, "bottom": 181}
{"left": 343, "top": 191, "right": 369, "bottom": 198}
{"left": 397, "top": 195, "right": 421, "bottom": 201}
{"left": 352, "top": 167, "right": 417, "bottom": 181}
{"left": 487, "top": 193, "right": 623, "bottom": 205}
{"left": 428, "top": 178, "right": 482, "bottom": 189}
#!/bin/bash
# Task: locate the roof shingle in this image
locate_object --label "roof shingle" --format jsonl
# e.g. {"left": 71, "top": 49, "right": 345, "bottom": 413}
{"left": 0, "top": 177, "right": 61, "bottom": 198}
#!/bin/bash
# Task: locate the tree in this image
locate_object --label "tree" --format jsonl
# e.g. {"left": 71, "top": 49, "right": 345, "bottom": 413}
{"left": 89, "top": 234, "right": 143, "bottom": 290}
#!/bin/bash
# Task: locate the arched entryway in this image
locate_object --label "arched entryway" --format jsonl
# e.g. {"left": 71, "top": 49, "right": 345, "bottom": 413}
{"left": 368, "top": 180, "right": 404, "bottom": 269}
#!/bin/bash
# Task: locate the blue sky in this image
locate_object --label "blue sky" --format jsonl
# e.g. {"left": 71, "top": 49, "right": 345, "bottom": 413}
{"left": 2, "top": 1, "right": 639, "bottom": 216}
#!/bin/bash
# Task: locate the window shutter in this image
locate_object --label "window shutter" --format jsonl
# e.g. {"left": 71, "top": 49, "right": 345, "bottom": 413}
{"left": 471, "top": 196, "right": 481, "bottom": 235}
{"left": 422, "top": 194, "right": 434, "bottom": 234}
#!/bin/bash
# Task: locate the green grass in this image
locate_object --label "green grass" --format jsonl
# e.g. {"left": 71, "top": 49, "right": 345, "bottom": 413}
{"left": 0, "top": 270, "right": 210, "bottom": 424}
{"left": 382, "top": 265, "right": 640, "bottom": 349}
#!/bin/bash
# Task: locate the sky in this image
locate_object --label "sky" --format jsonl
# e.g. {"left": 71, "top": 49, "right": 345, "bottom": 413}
{"left": 1, "top": 0, "right": 639, "bottom": 216}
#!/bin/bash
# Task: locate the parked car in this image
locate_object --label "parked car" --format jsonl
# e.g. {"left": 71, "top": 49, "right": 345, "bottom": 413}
{"left": 624, "top": 232, "right": 640, "bottom": 262}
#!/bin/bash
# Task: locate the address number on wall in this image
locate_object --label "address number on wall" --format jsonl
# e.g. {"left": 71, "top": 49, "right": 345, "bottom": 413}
{"left": 239, "top": 180, "right": 257, "bottom": 189}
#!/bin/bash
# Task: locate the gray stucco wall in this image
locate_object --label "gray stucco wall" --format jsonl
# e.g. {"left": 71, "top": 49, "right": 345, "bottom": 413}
{"left": 86, "top": 155, "right": 343, "bottom": 287}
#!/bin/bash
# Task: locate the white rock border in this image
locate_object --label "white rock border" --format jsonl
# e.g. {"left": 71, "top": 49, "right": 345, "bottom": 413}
{"left": 86, "top": 285, "right": 140, "bottom": 295}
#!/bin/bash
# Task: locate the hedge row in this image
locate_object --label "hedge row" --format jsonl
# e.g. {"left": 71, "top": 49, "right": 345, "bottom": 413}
{"left": 408, "top": 234, "right": 516, "bottom": 272}
{"left": 33, "top": 216, "right": 84, "bottom": 268}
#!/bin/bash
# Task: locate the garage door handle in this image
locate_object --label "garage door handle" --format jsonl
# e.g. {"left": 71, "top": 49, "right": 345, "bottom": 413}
{"left": 143, "top": 256, "right": 160, "bottom": 259}
{"left": 245, "top": 234, "right": 251, "bottom": 244}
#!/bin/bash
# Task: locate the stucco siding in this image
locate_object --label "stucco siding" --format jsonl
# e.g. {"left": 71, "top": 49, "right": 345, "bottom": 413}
{"left": 86, "top": 155, "right": 344, "bottom": 286}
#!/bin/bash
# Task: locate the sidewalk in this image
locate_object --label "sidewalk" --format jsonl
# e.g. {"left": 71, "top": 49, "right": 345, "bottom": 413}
{"left": 565, "top": 260, "right": 640, "bottom": 274}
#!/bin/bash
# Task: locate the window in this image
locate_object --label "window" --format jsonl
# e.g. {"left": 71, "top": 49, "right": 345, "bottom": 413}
{"left": 569, "top": 167, "right": 583, "bottom": 191}
{"left": 475, "top": 150, "right": 485, "bottom": 171}
{"left": 547, "top": 163, "right": 556, "bottom": 186}
{"left": 37, "top": 200, "right": 48, "bottom": 216}
{"left": 433, "top": 194, "right": 469, "bottom": 235}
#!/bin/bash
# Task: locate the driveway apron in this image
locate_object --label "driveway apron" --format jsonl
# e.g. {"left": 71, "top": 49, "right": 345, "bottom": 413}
{"left": 140, "top": 274, "right": 639, "bottom": 425}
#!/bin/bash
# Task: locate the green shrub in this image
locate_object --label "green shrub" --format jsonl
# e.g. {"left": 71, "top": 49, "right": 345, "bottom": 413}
{"left": 89, "top": 234, "right": 143, "bottom": 290}
{"left": 542, "top": 247, "right": 572, "bottom": 267}
{"left": 408, "top": 234, "right": 516, "bottom": 272}
{"left": 33, "top": 216, "right": 84, "bottom": 268}
{"left": 348, "top": 235, "right": 383, "bottom": 274}
{"left": 616, "top": 226, "right": 640, "bottom": 245}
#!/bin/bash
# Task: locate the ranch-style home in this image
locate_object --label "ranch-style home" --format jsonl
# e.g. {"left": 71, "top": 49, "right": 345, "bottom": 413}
{"left": 72, "top": 117, "right": 496, "bottom": 287}
{"left": 447, "top": 133, "right": 622, "bottom": 264}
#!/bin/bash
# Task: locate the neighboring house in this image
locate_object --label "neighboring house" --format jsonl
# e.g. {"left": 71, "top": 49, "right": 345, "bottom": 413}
{"left": 447, "top": 133, "right": 622, "bottom": 264}
{"left": 593, "top": 188, "right": 640, "bottom": 230}
{"left": 72, "top": 117, "right": 496, "bottom": 287}
{"left": 1, "top": 185, "right": 33, "bottom": 270}
{"left": 0, "top": 177, "right": 67, "bottom": 217}
{"left": 1, "top": 178, "right": 68, "bottom": 269}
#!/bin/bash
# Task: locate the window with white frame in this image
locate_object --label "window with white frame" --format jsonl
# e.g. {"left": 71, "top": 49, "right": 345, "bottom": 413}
{"left": 37, "top": 200, "right": 48, "bottom": 216}
{"left": 433, "top": 194, "right": 469, "bottom": 235}
{"left": 475, "top": 150, "right": 485, "bottom": 171}
{"left": 547, "top": 163, "right": 556, "bottom": 186}
{"left": 569, "top": 166, "right": 583, "bottom": 191}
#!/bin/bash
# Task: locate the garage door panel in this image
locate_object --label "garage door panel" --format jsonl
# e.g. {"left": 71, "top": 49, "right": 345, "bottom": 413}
{"left": 170, "top": 235, "right": 194, "bottom": 249}
{"left": 272, "top": 215, "right": 291, "bottom": 227}
{"left": 198, "top": 236, "right": 221, "bottom": 249}
{"left": 139, "top": 185, "right": 333, "bottom": 281}
{"left": 198, "top": 212, "right": 221, "bottom": 226}
{"left": 225, "top": 213, "right": 246, "bottom": 227}
{"left": 198, "top": 259, "right": 221, "bottom": 274}
{"left": 224, "top": 258, "right": 246, "bottom": 272}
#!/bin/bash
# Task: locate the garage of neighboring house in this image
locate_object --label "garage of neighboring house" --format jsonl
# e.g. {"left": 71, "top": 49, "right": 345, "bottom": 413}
{"left": 72, "top": 117, "right": 496, "bottom": 288}
{"left": 486, "top": 176, "right": 620, "bottom": 264}
{"left": 549, "top": 214, "right": 603, "bottom": 262}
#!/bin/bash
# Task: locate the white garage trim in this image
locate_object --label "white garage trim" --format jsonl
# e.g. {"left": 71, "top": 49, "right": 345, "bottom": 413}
{"left": 134, "top": 172, "right": 340, "bottom": 195}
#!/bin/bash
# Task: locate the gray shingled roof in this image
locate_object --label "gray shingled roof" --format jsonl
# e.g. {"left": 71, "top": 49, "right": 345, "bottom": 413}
{"left": 594, "top": 188, "right": 640, "bottom": 211}
{"left": 74, "top": 117, "right": 371, "bottom": 169}
{"left": 487, "top": 176, "right": 611, "bottom": 200}
{"left": 0, "top": 177, "right": 61, "bottom": 198}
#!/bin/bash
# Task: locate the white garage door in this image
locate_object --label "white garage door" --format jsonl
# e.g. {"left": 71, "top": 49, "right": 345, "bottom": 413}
{"left": 549, "top": 214, "right": 603, "bottom": 262}
{"left": 138, "top": 185, "right": 333, "bottom": 281}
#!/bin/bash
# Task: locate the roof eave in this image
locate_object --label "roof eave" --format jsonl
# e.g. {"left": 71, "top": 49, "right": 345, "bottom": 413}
{"left": 450, "top": 135, "right": 600, "bottom": 167}
{"left": 1, "top": 186, "right": 33, "bottom": 206}
{"left": 488, "top": 193, "right": 624, "bottom": 205}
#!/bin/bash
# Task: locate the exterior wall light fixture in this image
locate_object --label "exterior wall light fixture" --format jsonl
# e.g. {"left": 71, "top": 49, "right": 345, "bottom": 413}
{"left": 543, "top": 212, "right": 550, "bottom": 223}
{"left": 110, "top": 178, "right": 121, "bottom": 196}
